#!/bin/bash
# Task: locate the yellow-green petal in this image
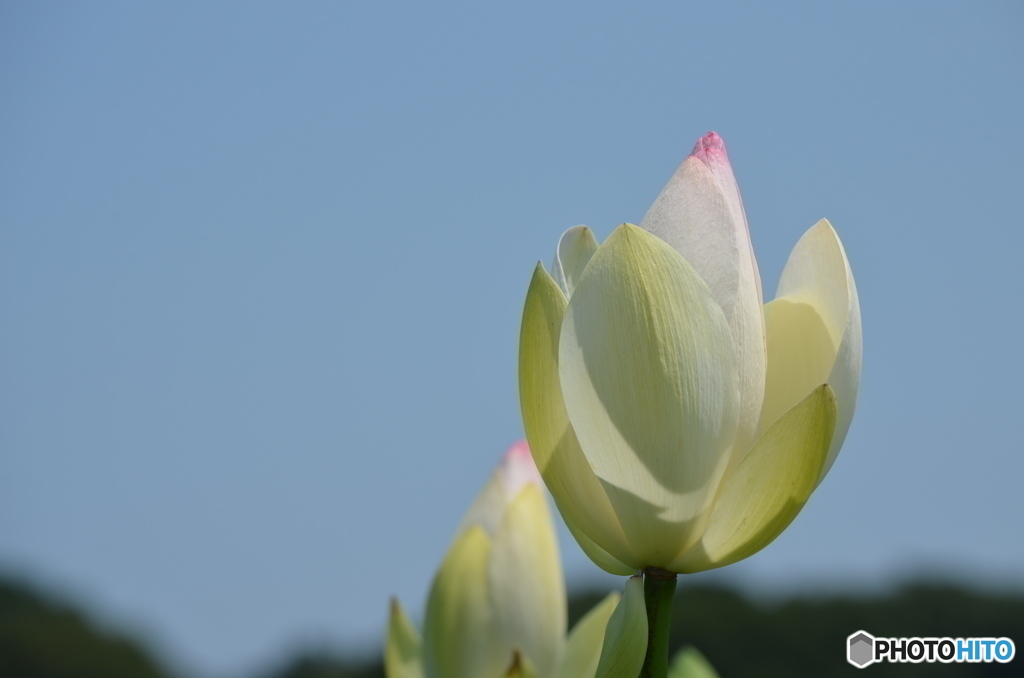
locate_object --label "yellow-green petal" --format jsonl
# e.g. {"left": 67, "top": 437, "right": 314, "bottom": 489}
{"left": 555, "top": 592, "right": 621, "bottom": 678}
{"left": 669, "top": 647, "right": 720, "bottom": 678}
{"left": 422, "top": 527, "right": 502, "bottom": 678}
{"left": 595, "top": 576, "right": 648, "bottom": 678}
{"left": 552, "top": 225, "right": 600, "bottom": 298}
{"left": 767, "top": 219, "right": 861, "bottom": 483}
{"left": 563, "top": 514, "right": 636, "bottom": 576}
{"left": 672, "top": 385, "right": 836, "bottom": 573}
{"left": 488, "top": 484, "right": 566, "bottom": 678}
{"left": 385, "top": 598, "right": 425, "bottom": 678}
{"left": 559, "top": 223, "right": 739, "bottom": 566}
{"left": 757, "top": 299, "right": 836, "bottom": 439}
{"left": 519, "top": 262, "right": 639, "bottom": 570}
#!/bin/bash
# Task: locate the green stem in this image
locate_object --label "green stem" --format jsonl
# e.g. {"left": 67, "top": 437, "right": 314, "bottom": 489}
{"left": 640, "top": 567, "right": 677, "bottom": 678}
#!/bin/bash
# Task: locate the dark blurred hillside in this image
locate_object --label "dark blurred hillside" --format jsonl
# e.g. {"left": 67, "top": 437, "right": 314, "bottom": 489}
{"left": 570, "top": 583, "right": 1024, "bottom": 678}
{"left": 0, "top": 577, "right": 172, "bottom": 678}
{"left": 2, "top": 575, "right": 1021, "bottom": 678}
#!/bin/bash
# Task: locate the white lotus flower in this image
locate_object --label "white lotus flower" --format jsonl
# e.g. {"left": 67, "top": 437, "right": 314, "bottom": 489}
{"left": 519, "top": 132, "right": 861, "bottom": 574}
{"left": 385, "top": 442, "right": 630, "bottom": 678}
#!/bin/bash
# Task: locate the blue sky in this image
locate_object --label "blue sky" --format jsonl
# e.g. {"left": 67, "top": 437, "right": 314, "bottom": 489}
{"left": 2, "top": 2, "right": 1023, "bottom": 677}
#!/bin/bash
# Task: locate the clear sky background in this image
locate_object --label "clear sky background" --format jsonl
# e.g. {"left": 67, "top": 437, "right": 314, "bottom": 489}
{"left": 2, "top": 2, "right": 1023, "bottom": 677}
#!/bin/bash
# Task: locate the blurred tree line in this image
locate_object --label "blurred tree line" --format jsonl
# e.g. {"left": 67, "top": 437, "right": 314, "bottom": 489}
{"left": 1, "top": 574, "right": 1020, "bottom": 678}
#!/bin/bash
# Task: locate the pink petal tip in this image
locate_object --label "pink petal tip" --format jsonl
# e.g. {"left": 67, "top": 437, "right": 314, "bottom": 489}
{"left": 505, "top": 439, "right": 531, "bottom": 459}
{"left": 499, "top": 440, "right": 540, "bottom": 490}
{"left": 689, "top": 131, "right": 729, "bottom": 167}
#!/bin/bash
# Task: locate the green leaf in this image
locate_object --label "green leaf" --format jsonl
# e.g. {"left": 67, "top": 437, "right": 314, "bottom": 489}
{"left": 555, "top": 592, "right": 620, "bottom": 678}
{"left": 595, "top": 576, "right": 647, "bottom": 678}
{"left": 668, "top": 646, "right": 720, "bottom": 678}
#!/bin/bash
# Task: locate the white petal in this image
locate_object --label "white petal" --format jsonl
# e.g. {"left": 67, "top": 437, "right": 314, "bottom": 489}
{"left": 559, "top": 224, "right": 739, "bottom": 567}
{"left": 551, "top": 225, "right": 600, "bottom": 298}
{"left": 458, "top": 441, "right": 541, "bottom": 538}
{"left": 640, "top": 132, "right": 766, "bottom": 458}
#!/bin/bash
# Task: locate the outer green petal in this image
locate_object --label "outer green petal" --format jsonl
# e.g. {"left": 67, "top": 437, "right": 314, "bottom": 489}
{"left": 385, "top": 598, "right": 425, "bottom": 678}
{"left": 423, "top": 527, "right": 503, "bottom": 678}
{"left": 564, "top": 514, "right": 636, "bottom": 576}
{"left": 519, "top": 262, "right": 639, "bottom": 570}
{"left": 559, "top": 223, "right": 739, "bottom": 566}
{"left": 555, "top": 592, "right": 621, "bottom": 678}
{"left": 488, "top": 484, "right": 566, "bottom": 678}
{"left": 672, "top": 385, "right": 836, "bottom": 573}
{"left": 769, "top": 219, "right": 861, "bottom": 483}
{"left": 668, "top": 647, "right": 720, "bottom": 678}
{"left": 505, "top": 651, "right": 539, "bottom": 678}
{"left": 595, "top": 576, "right": 647, "bottom": 678}
{"left": 552, "top": 225, "right": 600, "bottom": 298}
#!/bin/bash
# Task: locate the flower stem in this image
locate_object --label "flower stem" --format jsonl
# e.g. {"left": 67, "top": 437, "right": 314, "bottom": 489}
{"left": 640, "top": 567, "right": 677, "bottom": 678}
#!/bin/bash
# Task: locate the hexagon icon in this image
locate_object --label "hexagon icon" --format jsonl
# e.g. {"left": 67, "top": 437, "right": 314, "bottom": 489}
{"left": 847, "top": 631, "right": 875, "bottom": 668}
